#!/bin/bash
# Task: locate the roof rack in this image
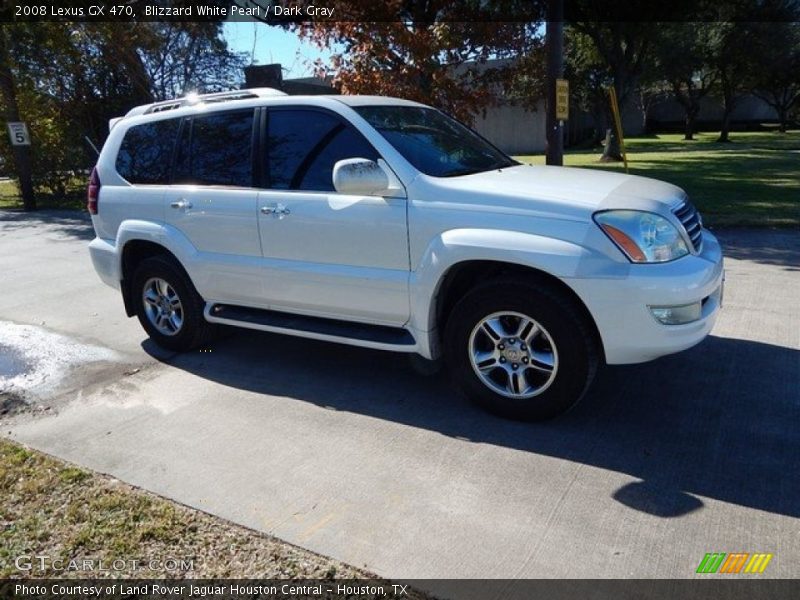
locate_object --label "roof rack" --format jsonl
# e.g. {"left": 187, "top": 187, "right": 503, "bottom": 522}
{"left": 123, "top": 87, "right": 287, "bottom": 119}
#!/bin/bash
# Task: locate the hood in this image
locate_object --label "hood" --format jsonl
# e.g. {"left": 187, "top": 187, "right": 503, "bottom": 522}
{"left": 418, "top": 164, "right": 688, "bottom": 219}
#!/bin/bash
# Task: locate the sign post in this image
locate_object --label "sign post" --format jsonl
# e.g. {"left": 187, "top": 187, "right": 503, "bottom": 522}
{"left": 545, "top": 0, "right": 564, "bottom": 166}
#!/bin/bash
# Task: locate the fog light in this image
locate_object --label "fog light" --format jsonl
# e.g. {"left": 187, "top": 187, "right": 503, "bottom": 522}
{"left": 649, "top": 302, "right": 702, "bottom": 325}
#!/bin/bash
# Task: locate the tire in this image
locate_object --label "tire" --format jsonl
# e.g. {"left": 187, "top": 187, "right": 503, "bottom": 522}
{"left": 444, "top": 278, "right": 598, "bottom": 421}
{"left": 132, "top": 255, "right": 214, "bottom": 352}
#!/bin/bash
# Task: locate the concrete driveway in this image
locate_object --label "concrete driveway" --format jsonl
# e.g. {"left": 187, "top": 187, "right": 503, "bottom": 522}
{"left": 1, "top": 210, "right": 798, "bottom": 588}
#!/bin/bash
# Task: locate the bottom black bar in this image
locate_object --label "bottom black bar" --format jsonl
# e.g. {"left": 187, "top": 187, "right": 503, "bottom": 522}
{"left": 2, "top": 579, "right": 800, "bottom": 600}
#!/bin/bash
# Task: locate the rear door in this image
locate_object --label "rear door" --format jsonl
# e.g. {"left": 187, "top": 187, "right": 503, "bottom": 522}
{"left": 257, "top": 108, "right": 410, "bottom": 325}
{"left": 163, "top": 109, "right": 264, "bottom": 306}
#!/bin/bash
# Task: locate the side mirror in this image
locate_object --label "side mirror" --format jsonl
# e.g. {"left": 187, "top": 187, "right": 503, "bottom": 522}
{"left": 332, "top": 158, "right": 390, "bottom": 196}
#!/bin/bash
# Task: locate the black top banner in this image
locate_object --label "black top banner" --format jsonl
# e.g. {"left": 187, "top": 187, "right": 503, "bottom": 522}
{"left": 1, "top": 0, "right": 799, "bottom": 23}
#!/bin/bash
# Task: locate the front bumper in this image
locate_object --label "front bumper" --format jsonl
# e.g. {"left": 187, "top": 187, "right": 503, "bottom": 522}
{"left": 567, "top": 230, "right": 724, "bottom": 364}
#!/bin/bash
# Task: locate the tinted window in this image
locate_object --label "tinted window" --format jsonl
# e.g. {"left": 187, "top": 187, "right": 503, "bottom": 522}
{"left": 174, "top": 111, "right": 254, "bottom": 187}
{"left": 267, "top": 110, "right": 378, "bottom": 191}
{"left": 116, "top": 119, "right": 179, "bottom": 184}
{"left": 354, "top": 106, "right": 516, "bottom": 177}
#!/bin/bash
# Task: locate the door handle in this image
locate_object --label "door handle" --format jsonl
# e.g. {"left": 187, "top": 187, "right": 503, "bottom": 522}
{"left": 261, "top": 204, "right": 290, "bottom": 217}
{"left": 170, "top": 199, "right": 192, "bottom": 209}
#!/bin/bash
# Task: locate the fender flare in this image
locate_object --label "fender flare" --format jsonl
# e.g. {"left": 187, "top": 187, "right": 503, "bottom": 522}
{"left": 116, "top": 220, "right": 202, "bottom": 314}
{"left": 116, "top": 220, "right": 200, "bottom": 271}
{"left": 409, "top": 228, "right": 600, "bottom": 339}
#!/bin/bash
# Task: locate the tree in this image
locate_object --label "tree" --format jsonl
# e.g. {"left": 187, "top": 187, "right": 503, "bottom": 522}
{"left": 563, "top": 27, "right": 613, "bottom": 144}
{"left": 701, "top": 0, "right": 800, "bottom": 139}
{"left": 134, "top": 23, "right": 246, "bottom": 101}
{"left": 0, "top": 25, "right": 35, "bottom": 210}
{"left": 633, "top": 52, "right": 666, "bottom": 135}
{"left": 700, "top": 21, "right": 757, "bottom": 142}
{"left": 748, "top": 21, "right": 800, "bottom": 133}
{"left": 292, "top": 1, "right": 544, "bottom": 124}
{"left": 570, "top": 21, "right": 659, "bottom": 159}
{"left": 653, "top": 23, "right": 717, "bottom": 141}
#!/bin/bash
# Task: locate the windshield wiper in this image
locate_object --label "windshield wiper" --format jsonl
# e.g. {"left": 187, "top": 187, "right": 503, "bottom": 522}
{"left": 440, "top": 167, "right": 489, "bottom": 177}
{"left": 441, "top": 162, "right": 516, "bottom": 178}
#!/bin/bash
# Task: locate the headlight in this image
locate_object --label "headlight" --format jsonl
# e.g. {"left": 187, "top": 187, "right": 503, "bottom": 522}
{"left": 594, "top": 210, "right": 689, "bottom": 263}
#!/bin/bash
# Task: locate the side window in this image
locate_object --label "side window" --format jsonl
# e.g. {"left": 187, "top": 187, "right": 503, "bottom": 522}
{"left": 267, "top": 110, "right": 379, "bottom": 192}
{"left": 115, "top": 119, "right": 179, "bottom": 184}
{"left": 173, "top": 110, "right": 254, "bottom": 187}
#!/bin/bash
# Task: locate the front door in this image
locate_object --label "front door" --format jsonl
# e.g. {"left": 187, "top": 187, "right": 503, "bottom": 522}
{"left": 257, "top": 108, "right": 409, "bottom": 326}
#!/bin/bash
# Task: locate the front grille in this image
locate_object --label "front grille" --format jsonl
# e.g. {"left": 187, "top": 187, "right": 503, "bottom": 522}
{"left": 673, "top": 199, "right": 703, "bottom": 252}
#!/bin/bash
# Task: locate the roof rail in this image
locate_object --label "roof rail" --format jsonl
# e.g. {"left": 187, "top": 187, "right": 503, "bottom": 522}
{"left": 123, "top": 87, "right": 287, "bottom": 119}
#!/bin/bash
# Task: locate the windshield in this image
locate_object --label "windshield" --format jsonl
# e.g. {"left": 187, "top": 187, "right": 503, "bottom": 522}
{"left": 353, "top": 106, "right": 518, "bottom": 177}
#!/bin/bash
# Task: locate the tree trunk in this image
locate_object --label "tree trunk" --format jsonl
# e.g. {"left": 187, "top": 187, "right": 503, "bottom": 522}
{"left": 601, "top": 128, "right": 623, "bottom": 162}
{"left": 684, "top": 115, "right": 694, "bottom": 141}
{"left": 778, "top": 109, "right": 788, "bottom": 133}
{"left": 718, "top": 86, "right": 734, "bottom": 142}
{"left": 0, "top": 28, "right": 35, "bottom": 211}
{"left": 718, "top": 108, "right": 732, "bottom": 142}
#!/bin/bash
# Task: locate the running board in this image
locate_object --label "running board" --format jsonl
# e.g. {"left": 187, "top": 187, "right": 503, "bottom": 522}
{"left": 205, "top": 303, "right": 418, "bottom": 352}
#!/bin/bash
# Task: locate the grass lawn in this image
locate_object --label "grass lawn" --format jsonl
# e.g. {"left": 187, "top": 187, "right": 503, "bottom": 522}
{"left": 516, "top": 131, "right": 800, "bottom": 228}
{"left": 0, "top": 438, "right": 426, "bottom": 587}
{"left": 0, "top": 178, "right": 85, "bottom": 211}
{"left": 0, "top": 179, "right": 21, "bottom": 209}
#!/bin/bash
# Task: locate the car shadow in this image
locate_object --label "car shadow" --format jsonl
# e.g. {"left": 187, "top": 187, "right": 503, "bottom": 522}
{"left": 143, "top": 329, "right": 799, "bottom": 519}
{"left": 0, "top": 209, "right": 94, "bottom": 241}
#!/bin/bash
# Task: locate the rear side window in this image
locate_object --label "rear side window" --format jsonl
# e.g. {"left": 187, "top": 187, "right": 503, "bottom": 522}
{"left": 174, "top": 110, "right": 254, "bottom": 187}
{"left": 267, "top": 110, "right": 379, "bottom": 192}
{"left": 116, "top": 119, "right": 179, "bottom": 184}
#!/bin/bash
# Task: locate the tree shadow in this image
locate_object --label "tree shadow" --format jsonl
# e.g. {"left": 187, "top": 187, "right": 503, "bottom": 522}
{"left": 631, "top": 151, "right": 798, "bottom": 182}
{"left": 715, "top": 229, "right": 800, "bottom": 270}
{"left": 143, "top": 330, "right": 799, "bottom": 519}
{"left": 0, "top": 209, "right": 94, "bottom": 241}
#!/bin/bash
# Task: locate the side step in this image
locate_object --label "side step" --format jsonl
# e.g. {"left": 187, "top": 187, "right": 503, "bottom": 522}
{"left": 205, "top": 303, "right": 417, "bottom": 351}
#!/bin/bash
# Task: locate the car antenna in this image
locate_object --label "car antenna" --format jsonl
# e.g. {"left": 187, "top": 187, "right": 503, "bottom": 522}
{"left": 84, "top": 135, "right": 100, "bottom": 158}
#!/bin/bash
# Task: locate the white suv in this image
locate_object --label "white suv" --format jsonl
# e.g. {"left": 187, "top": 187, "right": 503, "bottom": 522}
{"left": 88, "top": 88, "right": 724, "bottom": 420}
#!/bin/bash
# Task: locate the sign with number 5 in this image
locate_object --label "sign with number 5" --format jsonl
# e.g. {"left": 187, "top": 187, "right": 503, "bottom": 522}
{"left": 7, "top": 122, "right": 31, "bottom": 146}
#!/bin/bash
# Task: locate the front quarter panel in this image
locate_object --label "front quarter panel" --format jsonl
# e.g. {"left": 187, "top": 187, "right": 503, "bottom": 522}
{"left": 409, "top": 227, "right": 606, "bottom": 340}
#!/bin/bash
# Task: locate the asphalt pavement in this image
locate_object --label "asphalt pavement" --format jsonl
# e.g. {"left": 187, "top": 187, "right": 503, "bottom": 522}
{"left": 1, "top": 210, "right": 798, "bottom": 593}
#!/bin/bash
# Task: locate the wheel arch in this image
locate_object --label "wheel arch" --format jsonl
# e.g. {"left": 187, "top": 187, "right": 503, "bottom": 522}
{"left": 431, "top": 259, "right": 605, "bottom": 363}
{"left": 120, "top": 240, "right": 187, "bottom": 317}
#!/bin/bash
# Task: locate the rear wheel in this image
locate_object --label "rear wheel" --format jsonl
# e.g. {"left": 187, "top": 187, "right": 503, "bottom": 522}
{"left": 132, "top": 256, "right": 214, "bottom": 352}
{"left": 444, "top": 279, "right": 598, "bottom": 421}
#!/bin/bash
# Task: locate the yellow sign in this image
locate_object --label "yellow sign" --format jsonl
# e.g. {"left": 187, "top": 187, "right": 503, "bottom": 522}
{"left": 555, "top": 79, "right": 569, "bottom": 121}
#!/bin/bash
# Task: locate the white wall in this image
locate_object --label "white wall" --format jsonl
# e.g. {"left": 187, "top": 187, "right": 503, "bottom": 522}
{"left": 471, "top": 101, "right": 547, "bottom": 154}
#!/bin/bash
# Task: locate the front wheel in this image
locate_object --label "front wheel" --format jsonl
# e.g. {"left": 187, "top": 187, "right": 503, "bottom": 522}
{"left": 444, "top": 279, "right": 599, "bottom": 421}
